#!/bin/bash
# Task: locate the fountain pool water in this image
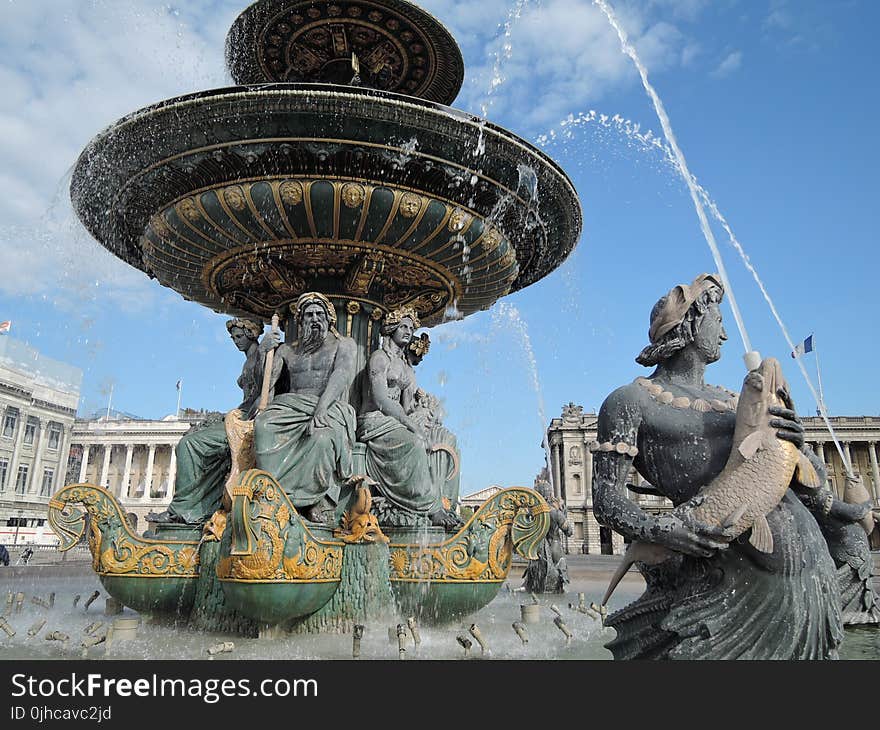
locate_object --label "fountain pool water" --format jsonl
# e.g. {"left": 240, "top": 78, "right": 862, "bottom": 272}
{"left": 3, "top": 565, "right": 878, "bottom": 659}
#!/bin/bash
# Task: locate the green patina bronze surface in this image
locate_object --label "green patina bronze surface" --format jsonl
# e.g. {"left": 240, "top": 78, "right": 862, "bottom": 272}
{"left": 288, "top": 541, "right": 396, "bottom": 634}
{"left": 48, "top": 484, "right": 201, "bottom": 616}
{"left": 217, "top": 469, "right": 345, "bottom": 624}
{"left": 386, "top": 486, "right": 550, "bottom": 622}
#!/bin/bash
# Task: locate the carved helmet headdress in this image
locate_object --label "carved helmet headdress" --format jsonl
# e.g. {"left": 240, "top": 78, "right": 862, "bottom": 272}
{"left": 381, "top": 306, "right": 421, "bottom": 336}
{"left": 636, "top": 273, "right": 724, "bottom": 366}
{"left": 225, "top": 317, "right": 264, "bottom": 340}
{"left": 291, "top": 292, "right": 340, "bottom": 339}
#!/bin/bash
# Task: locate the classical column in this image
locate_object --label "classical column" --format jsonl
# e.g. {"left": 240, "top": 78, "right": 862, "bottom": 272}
{"left": 585, "top": 509, "right": 602, "bottom": 555}
{"left": 56, "top": 425, "right": 73, "bottom": 493}
{"left": 167, "top": 445, "right": 177, "bottom": 498}
{"left": 99, "top": 444, "right": 112, "bottom": 488}
{"left": 583, "top": 437, "right": 593, "bottom": 505}
{"left": 843, "top": 442, "right": 853, "bottom": 475}
{"left": 868, "top": 442, "right": 880, "bottom": 503}
{"left": 815, "top": 441, "right": 826, "bottom": 464}
{"left": 7, "top": 407, "right": 30, "bottom": 492}
{"left": 143, "top": 444, "right": 156, "bottom": 501}
{"left": 551, "top": 439, "right": 563, "bottom": 501}
{"left": 78, "top": 444, "right": 91, "bottom": 482}
{"left": 30, "top": 419, "right": 49, "bottom": 494}
{"left": 121, "top": 444, "right": 134, "bottom": 500}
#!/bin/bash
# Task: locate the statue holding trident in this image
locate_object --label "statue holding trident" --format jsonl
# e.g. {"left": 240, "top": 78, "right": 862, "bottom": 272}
{"left": 254, "top": 292, "right": 358, "bottom": 524}
{"left": 592, "top": 273, "right": 847, "bottom": 659}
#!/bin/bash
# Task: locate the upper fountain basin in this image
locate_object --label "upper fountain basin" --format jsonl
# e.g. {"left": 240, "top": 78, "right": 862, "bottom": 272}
{"left": 226, "top": 0, "right": 465, "bottom": 105}
{"left": 70, "top": 83, "right": 582, "bottom": 325}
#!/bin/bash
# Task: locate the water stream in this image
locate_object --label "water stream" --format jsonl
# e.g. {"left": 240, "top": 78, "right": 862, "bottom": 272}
{"left": 592, "top": 0, "right": 752, "bottom": 358}
{"left": 591, "top": 0, "right": 855, "bottom": 476}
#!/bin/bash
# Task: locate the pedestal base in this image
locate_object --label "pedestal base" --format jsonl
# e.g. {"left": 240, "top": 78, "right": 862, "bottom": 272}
{"left": 287, "top": 541, "right": 396, "bottom": 634}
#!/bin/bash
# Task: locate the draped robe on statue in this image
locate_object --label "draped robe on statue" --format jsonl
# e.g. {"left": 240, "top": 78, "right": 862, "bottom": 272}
{"left": 254, "top": 393, "right": 356, "bottom": 508}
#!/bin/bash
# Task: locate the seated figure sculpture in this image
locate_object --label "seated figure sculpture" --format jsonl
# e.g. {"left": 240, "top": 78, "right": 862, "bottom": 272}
{"left": 406, "top": 333, "right": 462, "bottom": 512}
{"left": 150, "top": 318, "right": 266, "bottom": 525}
{"left": 592, "top": 273, "right": 848, "bottom": 659}
{"left": 254, "top": 292, "right": 357, "bottom": 524}
{"left": 358, "top": 308, "right": 461, "bottom": 529}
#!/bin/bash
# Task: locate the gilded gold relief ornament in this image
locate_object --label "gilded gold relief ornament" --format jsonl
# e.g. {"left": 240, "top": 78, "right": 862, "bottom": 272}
{"left": 341, "top": 182, "right": 366, "bottom": 208}
{"left": 279, "top": 180, "right": 304, "bottom": 206}
{"left": 333, "top": 477, "right": 389, "bottom": 544}
{"left": 223, "top": 185, "right": 247, "bottom": 211}
{"left": 47, "top": 484, "right": 200, "bottom": 578}
{"left": 399, "top": 192, "right": 423, "bottom": 218}
{"left": 448, "top": 208, "right": 471, "bottom": 232}
{"left": 388, "top": 487, "right": 550, "bottom": 582}
{"left": 481, "top": 227, "right": 502, "bottom": 253}
{"left": 218, "top": 470, "right": 344, "bottom": 583}
{"left": 177, "top": 198, "right": 201, "bottom": 222}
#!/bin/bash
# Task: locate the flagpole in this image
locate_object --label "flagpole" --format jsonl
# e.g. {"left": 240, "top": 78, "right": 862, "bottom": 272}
{"left": 814, "top": 339, "right": 826, "bottom": 415}
{"left": 105, "top": 384, "right": 113, "bottom": 420}
{"left": 176, "top": 380, "right": 182, "bottom": 419}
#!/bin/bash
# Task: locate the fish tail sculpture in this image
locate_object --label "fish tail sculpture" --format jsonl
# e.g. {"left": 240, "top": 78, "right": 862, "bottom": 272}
{"left": 602, "top": 357, "right": 821, "bottom": 607}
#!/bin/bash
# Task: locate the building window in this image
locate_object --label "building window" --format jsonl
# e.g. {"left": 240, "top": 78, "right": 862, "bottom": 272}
{"left": 572, "top": 473, "right": 582, "bottom": 494}
{"left": 40, "top": 468, "right": 54, "bottom": 497}
{"left": 0, "top": 458, "right": 7, "bottom": 488}
{"left": 47, "top": 423, "right": 62, "bottom": 451}
{"left": 23, "top": 418, "right": 38, "bottom": 446}
{"left": 2, "top": 408, "right": 18, "bottom": 439}
{"left": 15, "top": 465, "right": 29, "bottom": 494}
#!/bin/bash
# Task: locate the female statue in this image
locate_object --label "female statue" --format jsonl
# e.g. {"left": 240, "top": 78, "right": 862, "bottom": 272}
{"left": 149, "top": 318, "right": 265, "bottom": 525}
{"left": 358, "top": 308, "right": 460, "bottom": 529}
{"left": 406, "top": 334, "right": 462, "bottom": 511}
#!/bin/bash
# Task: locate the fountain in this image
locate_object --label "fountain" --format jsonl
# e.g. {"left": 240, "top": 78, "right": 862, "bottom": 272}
{"left": 50, "top": 0, "right": 582, "bottom": 638}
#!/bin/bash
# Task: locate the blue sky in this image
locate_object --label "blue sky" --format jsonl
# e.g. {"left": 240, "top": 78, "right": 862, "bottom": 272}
{"left": 0, "top": 0, "right": 877, "bottom": 496}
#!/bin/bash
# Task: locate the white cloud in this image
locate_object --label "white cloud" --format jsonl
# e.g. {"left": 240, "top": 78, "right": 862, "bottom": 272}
{"left": 0, "top": 0, "right": 710, "bottom": 306}
{"left": 712, "top": 50, "right": 743, "bottom": 77}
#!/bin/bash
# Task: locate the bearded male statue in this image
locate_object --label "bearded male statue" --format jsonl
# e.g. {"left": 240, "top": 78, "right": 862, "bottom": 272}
{"left": 254, "top": 292, "right": 357, "bottom": 524}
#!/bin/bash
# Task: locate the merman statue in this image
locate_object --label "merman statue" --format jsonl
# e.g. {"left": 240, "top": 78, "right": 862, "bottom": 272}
{"left": 522, "top": 476, "right": 572, "bottom": 594}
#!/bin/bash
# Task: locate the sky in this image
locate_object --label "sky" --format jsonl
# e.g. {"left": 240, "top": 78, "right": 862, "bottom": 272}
{"left": 0, "top": 0, "right": 877, "bottom": 497}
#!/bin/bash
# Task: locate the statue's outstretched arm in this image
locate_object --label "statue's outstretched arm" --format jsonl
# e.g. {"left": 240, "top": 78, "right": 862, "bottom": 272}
{"left": 793, "top": 447, "right": 873, "bottom": 526}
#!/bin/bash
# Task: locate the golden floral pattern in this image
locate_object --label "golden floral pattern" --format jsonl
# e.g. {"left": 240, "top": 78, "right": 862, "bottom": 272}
{"left": 217, "top": 470, "right": 344, "bottom": 583}
{"left": 48, "top": 484, "right": 200, "bottom": 577}
{"left": 388, "top": 487, "right": 550, "bottom": 582}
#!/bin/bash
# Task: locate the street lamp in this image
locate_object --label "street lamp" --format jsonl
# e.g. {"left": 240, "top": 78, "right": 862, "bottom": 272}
{"left": 13, "top": 508, "right": 23, "bottom": 546}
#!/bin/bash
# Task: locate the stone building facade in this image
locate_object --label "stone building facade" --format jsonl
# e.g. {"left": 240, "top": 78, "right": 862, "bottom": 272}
{"left": 67, "top": 411, "right": 214, "bottom": 532}
{"left": 0, "top": 337, "right": 81, "bottom": 546}
{"left": 802, "top": 415, "right": 880, "bottom": 548}
{"left": 547, "top": 404, "right": 880, "bottom": 555}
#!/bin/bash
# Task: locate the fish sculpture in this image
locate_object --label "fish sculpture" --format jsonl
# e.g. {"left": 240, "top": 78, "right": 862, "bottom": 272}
{"left": 842, "top": 474, "right": 877, "bottom": 536}
{"left": 602, "top": 357, "right": 821, "bottom": 606}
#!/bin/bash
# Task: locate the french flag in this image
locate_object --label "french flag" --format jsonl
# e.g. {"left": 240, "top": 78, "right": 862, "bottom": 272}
{"left": 0, "top": 320, "right": 10, "bottom": 335}
{"left": 791, "top": 334, "right": 814, "bottom": 358}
